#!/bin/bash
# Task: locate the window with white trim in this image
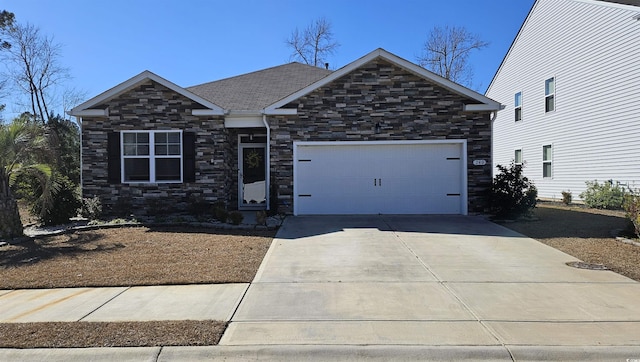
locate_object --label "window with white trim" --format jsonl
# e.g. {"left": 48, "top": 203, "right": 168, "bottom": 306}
{"left": 122, "top": 130, "right": 182, "bottom": 183}
{"left": 545, "top": 77, "right": 555, "bottom": 112}
{"left": 542, "top": 144, "right": 552, "bottom": 178}
{"left": 514, "top": 92, "right": 522, "bottom": 121}
{"left": 514, "top": 149, "right": 522, "bottom": 165}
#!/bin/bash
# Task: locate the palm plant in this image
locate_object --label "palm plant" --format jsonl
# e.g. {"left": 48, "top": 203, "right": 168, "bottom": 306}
{"left": 0, "top": 116, "right": 53, "bottom": 239}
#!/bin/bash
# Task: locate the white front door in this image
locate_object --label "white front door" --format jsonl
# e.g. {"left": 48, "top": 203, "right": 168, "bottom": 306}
{"left": 294, "top": 141, "right": 466, "bottom": 215}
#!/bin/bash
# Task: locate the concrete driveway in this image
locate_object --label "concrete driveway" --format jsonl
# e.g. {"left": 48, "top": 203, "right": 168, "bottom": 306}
{"left": 216, "top": 215, "right": 640, "bottom": 360}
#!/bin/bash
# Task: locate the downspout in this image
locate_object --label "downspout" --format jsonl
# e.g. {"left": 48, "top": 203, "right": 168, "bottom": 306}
{"left": 262, "top": 114, "right": 270, "bottom": 211}
{"left": 78, "top": 116, "right": 83, "bottom": 196}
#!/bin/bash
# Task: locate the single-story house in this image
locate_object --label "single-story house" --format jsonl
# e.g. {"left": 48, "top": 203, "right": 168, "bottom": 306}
{"left": 70, "top": 48, "right": 502, "bottom": 216}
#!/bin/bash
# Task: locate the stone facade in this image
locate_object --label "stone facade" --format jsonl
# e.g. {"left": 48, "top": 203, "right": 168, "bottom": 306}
{"left": 82, "top": 80, "right": 231, "bottom": 216}
{"left": 268, "top": 59, "right": 493, "bottom": 214}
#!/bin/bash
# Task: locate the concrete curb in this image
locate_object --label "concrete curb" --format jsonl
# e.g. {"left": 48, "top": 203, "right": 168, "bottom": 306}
{"left": 3, "top": 345, "right": 640, "bottom": 362}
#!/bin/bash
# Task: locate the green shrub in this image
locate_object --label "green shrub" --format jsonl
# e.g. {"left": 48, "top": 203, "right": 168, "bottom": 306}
{"left": 489, "top": 162, "right": 538, "bottom": 219}
{"left": 623, "top": 191, "right": 640, "bottom": 238}
{"left": 31, "top": 175, "right": 81, "bottom": 226}
{"left": 80, "top": 196, "right": 103, "bottom": 220}
{"left": 228, "top": 211, "right": 244, "bottom": 225}
{"left": 561, "top": 190, "right": 572, "bottom": 205}
{"left": 580, "top": 180, "right": 626, "bottom": 210}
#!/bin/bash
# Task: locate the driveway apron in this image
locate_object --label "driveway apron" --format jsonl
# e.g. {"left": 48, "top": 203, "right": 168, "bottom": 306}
{"left": 221, "top": 215, "right": 640, "bottom": 351}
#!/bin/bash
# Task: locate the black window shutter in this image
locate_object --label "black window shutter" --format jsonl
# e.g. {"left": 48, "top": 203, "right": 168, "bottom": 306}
{"left": 183, "top": 132, "right": 196, "bottom": 182}
{"left": 107, "top": 132, "right": 121, "bottom": 184}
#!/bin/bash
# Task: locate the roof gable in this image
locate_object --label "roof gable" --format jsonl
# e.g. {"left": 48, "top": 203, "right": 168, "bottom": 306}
{"left": 266, "top": 48, "right": 502, "bottom": 113}
{"left": 187, "top": 63, "right": 331, "bottom": 111}
{"left": 69, "top": 70, "right": 225, "bottom": 117}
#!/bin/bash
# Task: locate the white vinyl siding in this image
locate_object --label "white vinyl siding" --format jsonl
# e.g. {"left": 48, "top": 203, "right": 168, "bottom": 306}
{"left": 487, "top": 0, "right": 640, "bottom": 200}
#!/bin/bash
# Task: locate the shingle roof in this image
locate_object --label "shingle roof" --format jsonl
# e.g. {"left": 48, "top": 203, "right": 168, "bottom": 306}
{"left": 186, "top": 62, "right": 332, "bottom": 111}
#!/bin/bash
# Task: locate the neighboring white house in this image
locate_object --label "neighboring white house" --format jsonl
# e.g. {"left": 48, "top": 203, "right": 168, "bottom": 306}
{"left": 486, "top": 0, "right": 640, "bottom": 200}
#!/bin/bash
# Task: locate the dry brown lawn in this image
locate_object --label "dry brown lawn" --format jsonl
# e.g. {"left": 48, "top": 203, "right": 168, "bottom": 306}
{"left": 500, "top": 202, "right": 640, "bottom": 281}
{"left": 0, "top": 321, "right": 226, "bottom": 348}
{"left": 0, "top": 226, "right": 274, "bottom": 289}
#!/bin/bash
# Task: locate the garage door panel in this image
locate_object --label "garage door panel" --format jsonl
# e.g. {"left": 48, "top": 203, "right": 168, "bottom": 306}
{"left": 294, "top": 142, "right": 465, "bottom": 215}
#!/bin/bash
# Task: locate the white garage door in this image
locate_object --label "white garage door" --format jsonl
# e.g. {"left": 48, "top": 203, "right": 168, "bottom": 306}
{"left": 294, "top": 141, "right": 466, "bottom": 215}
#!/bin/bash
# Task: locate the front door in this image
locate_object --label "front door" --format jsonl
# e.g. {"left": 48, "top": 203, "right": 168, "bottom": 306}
{"left": 239, "top": 136, "right": 267, "bottom": 209}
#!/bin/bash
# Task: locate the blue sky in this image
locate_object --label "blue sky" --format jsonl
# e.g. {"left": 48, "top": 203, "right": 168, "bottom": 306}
{"left": 3, "top": 0, "right": 534, "bottom": 119}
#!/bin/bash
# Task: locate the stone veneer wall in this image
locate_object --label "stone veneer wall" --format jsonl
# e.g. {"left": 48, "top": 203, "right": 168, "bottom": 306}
{"left": 269, "top": 59, "right": 493, "bottom": 214}
{"left": 82, "top": 80, "right": 231, "bottom": 216}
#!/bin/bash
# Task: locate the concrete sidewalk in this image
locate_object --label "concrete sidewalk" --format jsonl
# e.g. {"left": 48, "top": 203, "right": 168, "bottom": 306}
{"left": 2, "top": 215, "right": 640, "bottom": 361}
{"left": 0, "top": 284, "right": 248, "bottom": 323}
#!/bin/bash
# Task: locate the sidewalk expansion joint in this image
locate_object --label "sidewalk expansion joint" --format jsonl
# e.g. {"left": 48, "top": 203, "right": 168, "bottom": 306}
{"left": 77, "top": 286, "right": 131, "bottom": 322}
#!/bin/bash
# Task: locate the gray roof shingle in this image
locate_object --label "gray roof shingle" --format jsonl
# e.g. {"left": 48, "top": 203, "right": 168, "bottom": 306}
{"left": 186, "top": 62, "right": 332, "bottom": 111}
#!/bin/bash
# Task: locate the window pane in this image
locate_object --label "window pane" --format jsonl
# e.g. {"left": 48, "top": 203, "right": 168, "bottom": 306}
{"left": 167, "top": 132, "right": 180, "bottom": 143}
{"left": 515, "top": 108, "right": 522, "bottom": 121}
{"left": 123, "top": 145, "right": 137, "bottom": 156}
{"left": 156, "top": 158, "right": 181, "bottom": 181}
{"left": 545, "top": 78, "right": 554, "bottom": 95}
{"left": 137, "top": 133, "right": 149, "bottom": 143}
{"left": 543, "top": 162, "right": 552, "bottom": 178}
{"left": 124, "top": 158, "right": 150, "bottom": 181}
{"left": 137, "top": 145, "right": 149, "bottom": 155}
{"left": 543, "top": 145, "right": 552, "bottom": 161}
{"left": 155, "top": 144, "right": 168, "bottom": 155}
{"left": 515, "top": 92, "right": 522, "bottom": 107}
{"left": 168, "top": 144, "right": 180, "bottom": 155}
{"left": 515, "top": 149, "right": 522, "bottom": 164}
{"left": 123, "top": 133, "right": 136, "bottom": 143}
{"left": 155, "top": 132, "right": 167, "bottom": 143}
{"left": 545, "top": 95, "right": 555, "bottom": 112}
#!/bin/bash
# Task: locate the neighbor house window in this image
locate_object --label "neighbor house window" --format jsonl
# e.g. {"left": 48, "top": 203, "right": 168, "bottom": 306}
{"left": 122, "top": 130, "right": 182, "bottom": 183}
{"left": 515, "top": 92, "right": 522, "bottom": 121}
{"left": 542, "top": 145, "right": 552, "bottom": 178}
{"left": 515, "top": 149, "right": 523, "bottom": 165}
{"left": 545, "top": 77, "right": 555, "bottom": 112}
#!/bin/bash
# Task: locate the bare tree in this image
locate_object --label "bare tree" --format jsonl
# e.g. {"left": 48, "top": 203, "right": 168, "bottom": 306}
{"left": 2, "top": 22, "right": 70, "bottom": 123}
{"left": 417, "top": 25, "right": 488, "bottom": 88}
{"left": 286, "top": 17, "right": 339, "bottom": 68}
{"left": 0, "top": 10, "right": 15, "bottom": 114}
